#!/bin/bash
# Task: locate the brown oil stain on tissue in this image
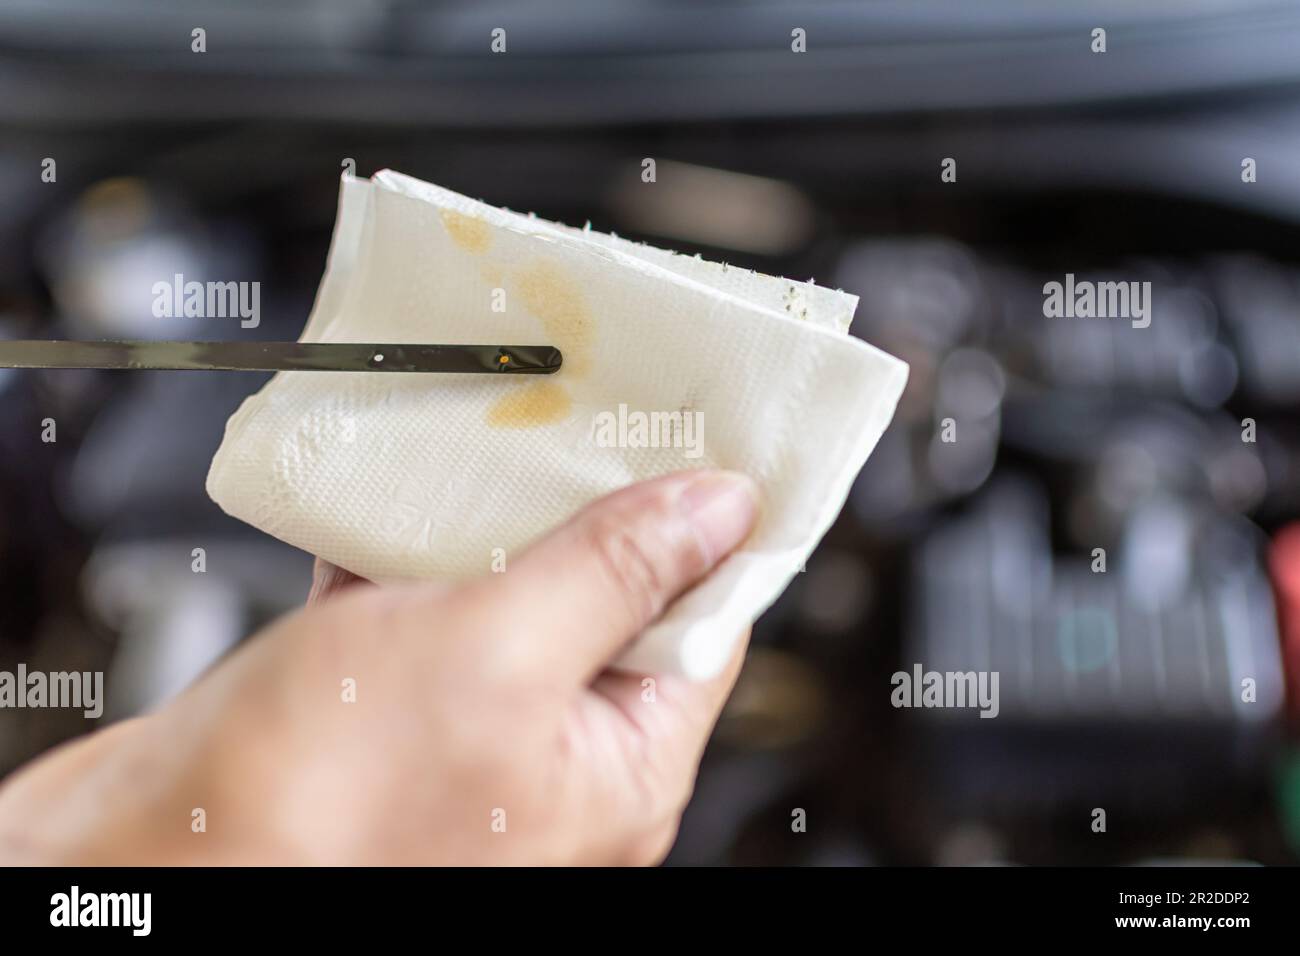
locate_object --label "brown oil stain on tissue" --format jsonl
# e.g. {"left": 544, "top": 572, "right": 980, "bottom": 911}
{"left": 487, "top": 259, "right": 593, "bottom": 429}
{"left": 486, "top": 380, "right": 572, "bottom": 428}
{"left": 440, "top": 209, "right": 492, "bottom": 254}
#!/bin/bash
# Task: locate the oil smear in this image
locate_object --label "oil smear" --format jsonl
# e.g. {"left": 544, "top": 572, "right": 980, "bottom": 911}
{"left": 487, "top": 259, "right": 593, "bottom": 429}
{"left": 486, "top": 380, "right": 571, "bottom": 428}
{"left": 514, "top": 260, "right": 594, "bottom": 378}
{"left": 440, "top": 209, "right": 492, "bottom": 254}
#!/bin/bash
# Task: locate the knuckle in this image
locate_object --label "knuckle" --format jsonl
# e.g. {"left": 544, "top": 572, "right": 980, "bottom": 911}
{"left": 583, "top": 511, "right": 677, "bottom": 627}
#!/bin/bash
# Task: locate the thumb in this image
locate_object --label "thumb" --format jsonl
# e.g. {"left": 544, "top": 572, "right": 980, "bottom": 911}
{"left": 453, "top": 470, "right": 759, "bottom": 687}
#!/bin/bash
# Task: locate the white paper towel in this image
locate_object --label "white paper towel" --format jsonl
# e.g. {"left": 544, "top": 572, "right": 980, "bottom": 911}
{"left": 207, "top": 170, "right": 908, "bottom": 679}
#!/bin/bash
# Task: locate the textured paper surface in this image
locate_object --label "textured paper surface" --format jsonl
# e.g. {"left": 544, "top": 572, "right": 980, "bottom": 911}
{"left": 207, "top": 170, "right": 908, "bottom": 679}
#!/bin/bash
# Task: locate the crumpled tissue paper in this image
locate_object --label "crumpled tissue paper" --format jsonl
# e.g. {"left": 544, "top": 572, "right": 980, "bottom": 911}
{"left": 207, "top": 170, "right": 908, "bottom": 679}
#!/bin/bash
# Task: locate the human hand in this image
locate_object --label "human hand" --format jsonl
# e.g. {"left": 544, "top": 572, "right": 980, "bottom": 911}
{"left": 0, "top": 470, "right": 759, "bottom": 865}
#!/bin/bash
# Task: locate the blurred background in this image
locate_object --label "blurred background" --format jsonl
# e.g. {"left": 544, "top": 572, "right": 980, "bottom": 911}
{"left": 2, "top": 0, "right": 1300, "bottom": 865}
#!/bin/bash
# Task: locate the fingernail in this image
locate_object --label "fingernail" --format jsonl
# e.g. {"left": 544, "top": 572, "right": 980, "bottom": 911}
{"left": 678, "top": 471, "right": 759, "bottom": 563}
{"left": 307, "top": 562, "right": 328, "bottom": 603}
